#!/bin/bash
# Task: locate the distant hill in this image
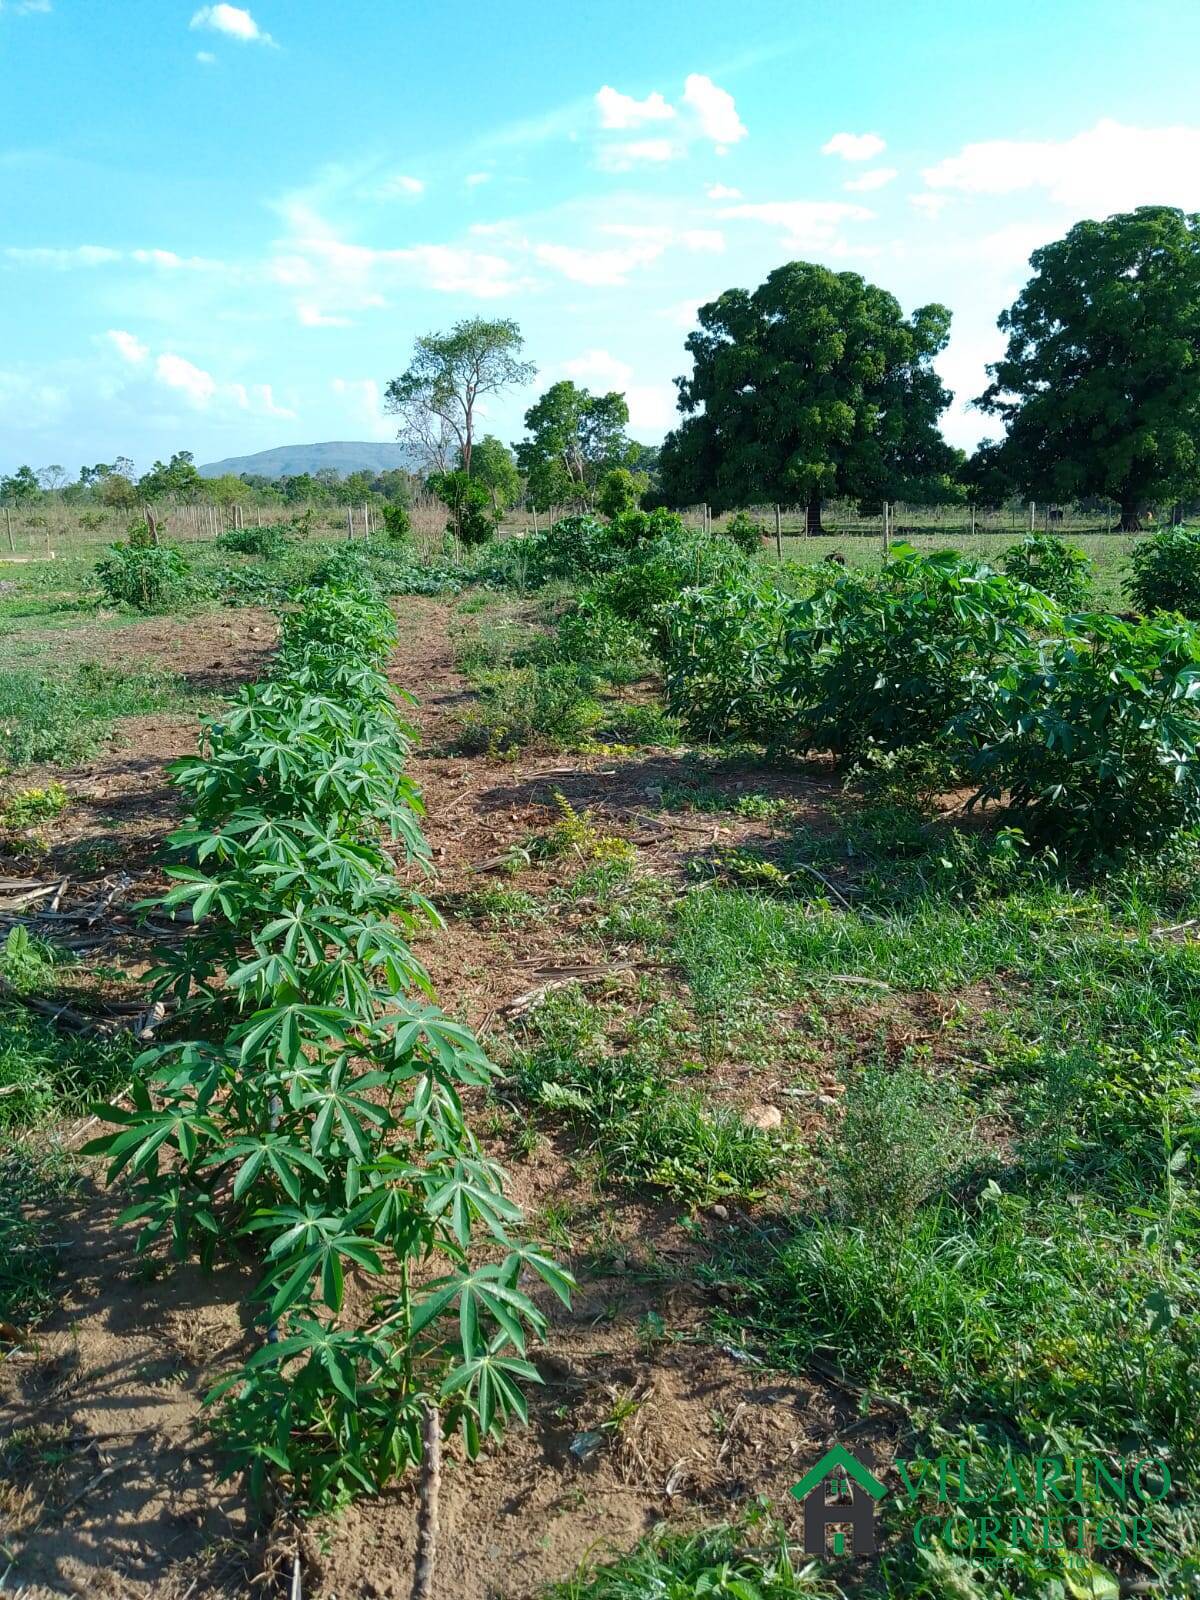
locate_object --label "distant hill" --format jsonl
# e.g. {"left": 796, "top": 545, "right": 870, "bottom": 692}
{"left": 198, "top": 441, "right": 416, "bottom": 480}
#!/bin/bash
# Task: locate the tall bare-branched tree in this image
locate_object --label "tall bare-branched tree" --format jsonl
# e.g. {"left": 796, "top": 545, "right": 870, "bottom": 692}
{"left": 385, "top": 318, "right": 535, "bottom": 476}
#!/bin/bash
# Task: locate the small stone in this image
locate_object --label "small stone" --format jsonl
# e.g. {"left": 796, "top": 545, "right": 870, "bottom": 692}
{"left": 708, "top": 1203, "right": 729, "bottom": 1221}
{"left": 570, "top": 1430, "right": 605, "bottom": 1463}
{"left": 746, "top": 1103, "right": 783, "bottom": 1131}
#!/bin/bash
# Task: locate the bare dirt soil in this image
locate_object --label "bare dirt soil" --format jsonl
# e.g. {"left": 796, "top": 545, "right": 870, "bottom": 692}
{"left": 0, "top": 597, "right": 901, "bottom": 1599}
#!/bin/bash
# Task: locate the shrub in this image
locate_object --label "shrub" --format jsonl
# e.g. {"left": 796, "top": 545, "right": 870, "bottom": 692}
{"left": 660, "top": 577, "right": 794, "bottom": 742}
{"left": 1002, "top": 532, "right": 1092, "bottom": 609}
{"left": 1127, "top": 526, "right": 1200, "bottom": 616}
{"left": 216, "top": 523, "right": 290, "bottom": 559}
{"left": 595, "top": 467, "right": 642, "bottom": 519}
{"left": 379, "top": 501, "right": 412, "bottom": 541}
{"left": 427, "top": 469, "right": 498, "bottom": 547}
{"left": 94, "top": 541, "right": 200, "bottom": 611}
{"left": 724, "top": 510, "right": 768, "bottom": 553}
{"left": 527, "top": 515, "right": 626, "bottom": 582}
{"left": 457, "top": 663, "right": 602, "bottom": 753}
{"left": 784, "top": 546, "right": 1055, "bottom": 761}
{"left": 592, "top": 527, "right": 752, "bottom": 643}
{"left": 963, "top": 612, "right": 1200, "bottom": 857}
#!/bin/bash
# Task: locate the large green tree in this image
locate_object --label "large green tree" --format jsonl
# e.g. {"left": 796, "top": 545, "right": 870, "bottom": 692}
{"left": 658, "top": 262, "right": 955, "bottom": 530}
{"left": 139, "top": 450, "right": 204, "bottom": 500}
{"left": 385, "top": 318, "right": 535, "bottom": 475}
{"left": 0, "top": 465, "right": 40, "bottom": 503}
{"left": 977, "top": 206, "right": 1200, "bottom": 530}
{"left": 514, "top": 380, "right": 632, "bottom": 510}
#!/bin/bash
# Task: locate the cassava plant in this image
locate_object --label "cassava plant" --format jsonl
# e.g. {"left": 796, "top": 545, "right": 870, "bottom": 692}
{"left": 85, "top": 575, "right": 571, "bottom": 1514}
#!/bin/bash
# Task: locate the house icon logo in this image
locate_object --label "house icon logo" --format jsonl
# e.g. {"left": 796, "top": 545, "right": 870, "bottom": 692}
{"left": 791, "top": 1443, "right": 888, "bottom": 1556}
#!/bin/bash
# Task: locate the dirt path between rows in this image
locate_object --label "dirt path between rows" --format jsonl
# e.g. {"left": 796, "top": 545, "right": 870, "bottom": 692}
{"left": 1, "top": 596, "right": 891, "bottom": 1600}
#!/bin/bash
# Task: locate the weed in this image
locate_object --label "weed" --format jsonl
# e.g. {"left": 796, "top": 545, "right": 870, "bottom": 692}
{"left": 819, "top": 1065, "right": 981, "bottom": 1228}
{"left": 0, "top": 782, "right": 68, "bottom": 831}
{"left": 512, "top": 989, "right": 784, "bottom": 1205}
{"left": 543, "top": 1515, "right": 835, "bottom": 1599}
{"left": 0, "top": 660, "right": 192, "bottom": 769}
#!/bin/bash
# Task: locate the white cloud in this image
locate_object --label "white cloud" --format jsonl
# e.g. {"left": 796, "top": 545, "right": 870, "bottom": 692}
{"left": 401, "top": 244, "right": 517, "bottom": 296}
{"left": 106, "top": 329, "right": 149, "bottom": 365}
{"left": 331, "top": 377, "right": 393, "bottom": 441}
{"left": 682, "top": 74, "right": 746, "bottom": 149}
{"left": 195, "top": 50, "right": 216, "bottom": 64}
{"left": 909, "top": 192, "right": 951, "bottom": 218}
{"left": 560, "top": 348, "right": 676, "bottom": 432}
{"left": 534, "top": 240, "right": 665, "bottom": 286}
{"left": 0, "top": 1, "right": 52, "bottom": 13}
{"left": 659, "top": 295, "right": 709, "bottom": 330}
{"left": 844, "top": 166, "right": 898, "bottom": 193}
{"left": 596, "top": 137, "right": 679, "bottom": 171}
{"left": 296, "top": 302, "right": 351, "bottom": 327}
{"left": 706, "top": 182, "right": 742, "bottom": 200}
{"left": 253, "top": 383, "right": 295, "bottom": 418}
{"left": 376, "top": 173, "right": 424, "bottom": 198}
{"left": 6, "top": 245, "right": 121, "bottom": 268}
{"left": 465, "top": 171, "right": 491, "bottom": 187}
{"left": 921, "top": 118, "right": 1200, "bottom": 213}
{"left": 189, "top": 5, "right": 273, "bottom": 45}
{"left": 719, "top": 198, "right": 874, "bottom": 248}
{"left": 595, "top": 85, "right": 677, "bottom": 130}
{"left": 155, "top": 353, "right": 217, "bottom": 407}
{"left": 822, "top": 131, "right": 886, "bottom": 162}
{"left": 681, "top": 228, "right": 725, "bottom": 253}
{"left": 130, "top": 247, "right": 224, "bottom": 271}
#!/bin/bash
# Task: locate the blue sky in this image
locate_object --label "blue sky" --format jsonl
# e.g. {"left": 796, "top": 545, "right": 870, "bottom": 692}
{"left": 3, "top": 0, "right": 1200, "bottom": 476}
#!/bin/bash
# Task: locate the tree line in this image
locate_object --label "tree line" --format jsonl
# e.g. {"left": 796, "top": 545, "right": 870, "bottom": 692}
{"left": 381, "top": 204, "right": 1200, "bottom": 537}
{"left": 6, "top": 204, "right": 1198, "bottom": 536}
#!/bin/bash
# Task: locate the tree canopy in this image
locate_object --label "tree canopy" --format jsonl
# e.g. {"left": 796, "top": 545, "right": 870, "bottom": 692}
{"left": 657, "top": 261, "right": 955, "bottom": 526}
{"left": 515, "top": 380, "right": 632, "bottom": 510}
{"left": 467, "top": 434, "right": 521, "bottom": 511}
{"left": 139, "top": 450, "right": 204, "bottom": 500}
{"left": 385, "top": 317, "right": 535, "bottom": 475}
{"left": 976, "top": 206, "right": 1200, "bottom": 529}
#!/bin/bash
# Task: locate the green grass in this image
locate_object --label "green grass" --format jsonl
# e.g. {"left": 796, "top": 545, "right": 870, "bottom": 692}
{"left": 510, "top": 987, "right": 786, "bottom": 1205}
{"left": 542, "top": 1517, "right": 836, "bottom": 1598}
{"left": 0, "top": 1003, "right": 135, "bottom": 1130}
{"left": 0, "top": 659, "right": 194, "bottom": 767}
{"left": 0, "top": 1142, "right": 79, "bottom": 1332}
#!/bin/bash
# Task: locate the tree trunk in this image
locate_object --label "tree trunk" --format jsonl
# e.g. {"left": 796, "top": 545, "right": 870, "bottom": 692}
{"left": 805, "top": 493, "right": 824, "bottom": 535}
{"left": 1118, "top": 499, "right": 1143, "bottom": 533}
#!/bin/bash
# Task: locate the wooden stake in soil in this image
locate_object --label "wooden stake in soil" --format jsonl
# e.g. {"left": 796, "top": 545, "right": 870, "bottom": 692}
{"left": 411, "top": 1402, "right": 441, "bottom": 1600}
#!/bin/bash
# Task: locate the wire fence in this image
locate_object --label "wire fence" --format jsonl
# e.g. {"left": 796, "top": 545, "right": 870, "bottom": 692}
{"left": 0, "top": 494, "right": 1186, "bottom": 562}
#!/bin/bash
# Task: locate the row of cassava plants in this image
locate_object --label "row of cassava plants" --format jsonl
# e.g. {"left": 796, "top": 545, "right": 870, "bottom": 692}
{"left": 85, "top": 559, "right": 571, "bottom": 1512}
{"left": 510, "top": 516, "right": 1200, "bottom": 859}
{"left": 656, "top": 537, "right": 1200, "bottom": 859}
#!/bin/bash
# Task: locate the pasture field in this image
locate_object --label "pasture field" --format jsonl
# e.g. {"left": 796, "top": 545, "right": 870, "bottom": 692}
{"left": 0, "top": 520, "right": 1196, "bottom": 1600}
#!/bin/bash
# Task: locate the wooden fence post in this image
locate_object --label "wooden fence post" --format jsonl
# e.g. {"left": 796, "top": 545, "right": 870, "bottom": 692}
{"left": 1029, "top": 500, "right": 1036, "bottom": 533}
{"left": 774, "top": 504, "right": 782, "bottom": 562}
{"left": 346, "top": 506, "right": 354, "bottom": 541}
{"left": 4, "top": 507, "right": 13, "bottom": 553}
{"left": 882, "top": 501, "right": 890, "bottom": 555}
